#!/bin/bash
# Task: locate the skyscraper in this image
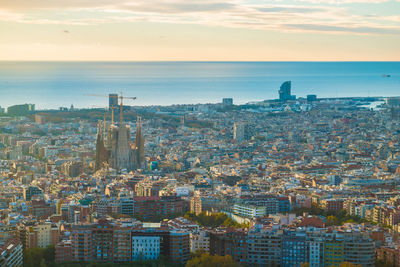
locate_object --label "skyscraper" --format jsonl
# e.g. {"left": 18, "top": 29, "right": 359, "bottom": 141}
{"left": 222, "top": 98, "right": 233, "bottom": 105}
{"left": 109, "top": 94, "right": 118, "bottom": 110}
{"left": 279, "top": 81, "right": 295, "bottom": 102}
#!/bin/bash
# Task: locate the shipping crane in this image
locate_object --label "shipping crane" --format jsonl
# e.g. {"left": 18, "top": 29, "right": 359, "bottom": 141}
{"left": 85, "top": 93, "right": 137, "bottom": 123}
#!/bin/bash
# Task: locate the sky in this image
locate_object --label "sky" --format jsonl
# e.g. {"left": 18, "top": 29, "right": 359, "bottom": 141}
{"left": 0, "top": 0, "right": 399, "bottom": 61}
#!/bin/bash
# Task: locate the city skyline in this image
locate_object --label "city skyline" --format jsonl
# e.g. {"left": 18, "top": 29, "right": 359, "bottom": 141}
{"left": 1, "top": 0, "right": 400, "bottom": 61}
{"left": 2, "top": 2, "right": 400, "bottom": 267}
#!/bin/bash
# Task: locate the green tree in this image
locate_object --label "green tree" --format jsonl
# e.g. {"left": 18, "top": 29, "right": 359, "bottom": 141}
{"left": 330, "top": 262, "right": 362, "bottom": 267}
{"left": 43, "top": 245, "right": 55, "bottom": 264}
{"left": 326, "top": 216, "right": 340, "bottom": 226}
{"left": 183, "top": 212, "right": 249, "bottom": 229}
{"left": 186, "top": 253, "right": 241, "bottom": 267}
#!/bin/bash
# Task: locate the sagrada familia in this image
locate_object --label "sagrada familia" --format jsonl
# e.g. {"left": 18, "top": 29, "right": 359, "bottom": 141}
{"left": 95, "top": 116, "right": 145, "bottom": 172}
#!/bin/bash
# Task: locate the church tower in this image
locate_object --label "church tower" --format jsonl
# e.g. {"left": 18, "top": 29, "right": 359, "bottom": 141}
{"left": 95, "top": 120, "right": 108, "bottom": 171}
{"left": 135, "top": 116, "right": 145, "bottom": 168}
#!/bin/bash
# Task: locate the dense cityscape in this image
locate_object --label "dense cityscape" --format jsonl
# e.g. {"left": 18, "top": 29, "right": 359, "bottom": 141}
{"left": 1, "top": 82, "right": 400, "bottom": 267}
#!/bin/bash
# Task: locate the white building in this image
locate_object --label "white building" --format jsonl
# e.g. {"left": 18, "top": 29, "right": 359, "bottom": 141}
{"left": 233, "top": 122, "right": 245, "bottom": 142}
{"left": 190, "top": 231, "right": 210, "bottom": 253}
{"left": 233, "top": 203, "right": 266, "bottom": 218}
{"left": 35, "top": 223, "right": 52, "bottom": 248}
{"left": 131, "top": 236, "right": 160, "bottom": 261}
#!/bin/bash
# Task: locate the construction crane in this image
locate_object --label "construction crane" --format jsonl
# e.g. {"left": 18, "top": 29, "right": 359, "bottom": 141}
{"left": 90, "top": 105, "right": 118, "bottom": 126}
{"left": 85, "top": 93, "right": 137, "bottom": 123}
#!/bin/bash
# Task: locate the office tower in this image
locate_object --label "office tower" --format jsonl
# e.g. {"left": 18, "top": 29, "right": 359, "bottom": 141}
{"left": 279, "top": 81, "right": 294, "bottom": 102}
{"left": 95, "top": 120, "right": 108, "bottom": 171}
{"left": 307, "top": 94, "right": 317, "bottom": 102}
{"left": 109, "top": 94, "right": 118, "bottom": 109}
{"left": 222, "top": 98, "right": 233, "bottom": 105}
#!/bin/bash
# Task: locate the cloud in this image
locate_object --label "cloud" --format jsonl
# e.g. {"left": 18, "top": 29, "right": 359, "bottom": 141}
{"left": 121, "top": 1, "right": 234, "bottom": 13}
{"left": 0, "top": 0, "right": 234, "bottom": 12}
{"left": 284, "top": 23, "right": 400, "bottom": 34}
{"left": 0, "top": 0, "right": 115, "bottom": 10}
{"left": 0, "top": 0, "right": 400, "bottom": 35}
{"left": 294, "top": 0, "right": 398, "bottom": 3}
{"left": 258, "top": 7, "right": 325, "bottom": 13}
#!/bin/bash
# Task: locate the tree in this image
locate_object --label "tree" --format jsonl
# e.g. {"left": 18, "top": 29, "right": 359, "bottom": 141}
{"left": 23, "top": 245, "right": 56, "bottom": 267}
{"left": 183, "top": 212, "right": 249, "bottom": 229}
{"left": 375, "top": 259, "right": 395, "bottom": 267}
{"left": 186, "top": 253, "right": 241, "bottom": 267}
{"left": 43, "top": 245, "right": 55, "bottom": 264}
{"left": 326, "top": 215, "right": 340, "bottom": 226}
{"left": 331, "top": 262, "right": 362, "bottom": 267}
{"left": 24, "top": 252, "right": 34, "bottom": 267}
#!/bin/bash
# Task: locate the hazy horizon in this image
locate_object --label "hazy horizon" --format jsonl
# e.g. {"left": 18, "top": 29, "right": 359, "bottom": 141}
{"left": 1, "top": 0, "right": 400, "bottom": 61}
{"left": 0, "top": 61, "right": 398, "bottom": 109}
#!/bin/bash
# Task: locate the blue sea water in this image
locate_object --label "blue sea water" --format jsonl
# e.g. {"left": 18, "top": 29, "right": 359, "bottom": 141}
{"left": 0, "top": 61, "right": 399, "bottom": 109}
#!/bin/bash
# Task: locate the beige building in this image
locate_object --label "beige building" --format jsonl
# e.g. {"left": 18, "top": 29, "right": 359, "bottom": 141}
{"left": 190, "top": 231, "right": 210, "bottom": 253}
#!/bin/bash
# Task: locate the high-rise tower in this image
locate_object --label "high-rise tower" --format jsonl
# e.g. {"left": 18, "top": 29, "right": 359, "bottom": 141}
{"left": 109, "top": 94, "right": 118, "bottom": 110}
{"left": 279, "top": 81, "right": 295, "bottom": 102}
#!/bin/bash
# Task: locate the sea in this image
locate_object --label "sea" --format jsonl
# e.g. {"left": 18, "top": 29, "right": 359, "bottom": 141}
{"left": 0, "top": 61, "right": 399, "bottom": 110}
